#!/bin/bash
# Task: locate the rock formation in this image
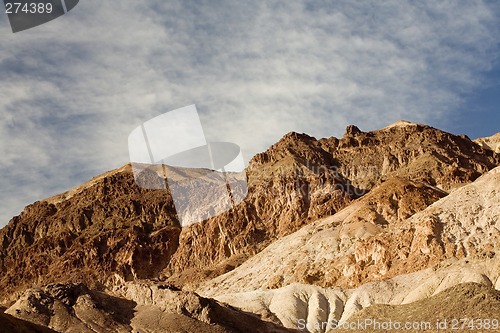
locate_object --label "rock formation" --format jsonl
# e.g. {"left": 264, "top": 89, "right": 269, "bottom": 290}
{"left": 196, "top": 166, "right": 500, "bottom": 330}
{"left": 0, "top": 121, "right": 499, "bottom": 332}
{"left": 5, "top": 282, "right": 296, "bottom": 333}
{"left": 475, "top": 132, "right": 500, "bottom": 153}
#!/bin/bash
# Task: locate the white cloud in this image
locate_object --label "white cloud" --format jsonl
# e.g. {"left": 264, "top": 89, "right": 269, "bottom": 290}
{"left": 0, "top": 0, "right": 499, "bottom": 226}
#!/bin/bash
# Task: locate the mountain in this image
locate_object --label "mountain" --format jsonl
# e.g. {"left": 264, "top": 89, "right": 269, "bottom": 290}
{"left": 167, "top": 122, "right": 498, "bottom": 288}
{"left": 0, "top": 165, "right": 181, "bottom": 302}
{"left": 319, "top": 121, "right": 498, "bottom": 191}
{"left": 196, "top": 166, "right": 500, "bottom": 329}
{"left": 475, "top": 132, "right": 500, "bottom": 153}
{"left": 198, "top": 176, "right": 448, "bottom": 294}
{"left": 0, "top": 121, "right": 499, "bottom": 332}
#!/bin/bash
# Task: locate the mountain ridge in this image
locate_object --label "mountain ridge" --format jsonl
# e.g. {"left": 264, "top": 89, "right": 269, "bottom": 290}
{"left": 0, "top": 122, "right": 499, "bottom": 332}
{"left": 1, "top": 123, "right": 499, "bottom": 303}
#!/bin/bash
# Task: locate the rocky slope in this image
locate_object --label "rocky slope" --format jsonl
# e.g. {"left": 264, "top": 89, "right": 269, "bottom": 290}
{"left": 475, "top": 132, "right": 500, "bottom": 153}
{"left": 199, "top": 165, "right": 500, "bottom": 295}
{"left": 196, "top": 166, "right": 500, "bottom": 329}
{"left": 198, "top": 176, "right": 448, "bottom": 293}
{"left": 4, "top": 282, "right": 296, "bottom": 333}
{"left": 0, "top": 121, "right": 499, "bottom": 332}
{"left": 335, "top": 282, "right": 500, "bottom": 333}
{"left": 194, "top": 256, "right": 500, "bottom": 332}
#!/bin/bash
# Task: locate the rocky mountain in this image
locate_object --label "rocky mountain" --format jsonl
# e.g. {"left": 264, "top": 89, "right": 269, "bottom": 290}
{"left": 197, "top": 177, "right": 448, "bottom": 294}
{"left": 475, "top": 132, "right": 500, "bottom": 153}
{"left": 0, "top": 165, "right": 181, "bottom": 302}
{"left": 166, "top": 121, "right": 498, "bottom": 287}
{"left": 197, "top": 166, "right": 500, "bottom": 330}
{"left": 0, "top": 137, "right": 357, "bottom": 302}
{"left": 0, "top": 121, "right": 499, "bottom": 332}
{"left": 320, "top": 121, "right": 498, "bottom": 191}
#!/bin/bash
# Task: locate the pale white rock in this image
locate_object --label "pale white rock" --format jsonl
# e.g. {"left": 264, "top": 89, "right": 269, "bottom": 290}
{"left": 474, "top": 132, "right": 500, "bottom": 153}
{"left": 210, "top": 257, "right": 499, "bottom": 331}
{"left": 381, "top": 119, "right": 419, "bottom": 130}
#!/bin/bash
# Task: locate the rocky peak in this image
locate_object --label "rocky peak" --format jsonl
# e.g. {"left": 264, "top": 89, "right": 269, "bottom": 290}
{"left": 344, "top": 124, "right": 362, "bottom": 136}
{"left": 475, "top": 132, "right": 500, "bottom": 153}
{"left": 280, "top": 131, "right": 316, "bottom": 142}
{"left": 248, "top": 131, "right": 332, "bottom": 169}
{"left": 383, "top": 119, "right": 418, "bottom": 129}
{"left": 327, "top": 122, "right": 500, "bottom": 190}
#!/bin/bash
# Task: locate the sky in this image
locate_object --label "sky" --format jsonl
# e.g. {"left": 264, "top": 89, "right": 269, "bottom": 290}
{"left": 0, "top": 0, "right": 499, "bottom": 227}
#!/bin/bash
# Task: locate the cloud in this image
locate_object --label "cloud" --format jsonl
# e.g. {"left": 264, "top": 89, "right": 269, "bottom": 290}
{"left": 0, "top": 0, "right": 499, "bottom": 226}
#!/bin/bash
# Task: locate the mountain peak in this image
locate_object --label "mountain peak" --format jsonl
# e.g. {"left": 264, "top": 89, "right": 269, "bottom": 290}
{"left": 344, "top": 125, "right": 362, "bottom": 136}
{"left": 280, "top": 131, "right": 316, "bottom": 141}
{"left": 383, "top": 119, "right": 419, "bottom": 129}
{"left": 474, "top": 132, "right": 500, "bottom": 153}
{"left": 248, "top": 131, "right": 331, "bottom": 169}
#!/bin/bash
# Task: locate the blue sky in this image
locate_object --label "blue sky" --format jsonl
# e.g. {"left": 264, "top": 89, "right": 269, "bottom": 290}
{"left": 442, "top": 64, "right": 500, "bottom": 138}
{"left": 0, "top": 0, "right": 499, "bottom": 226}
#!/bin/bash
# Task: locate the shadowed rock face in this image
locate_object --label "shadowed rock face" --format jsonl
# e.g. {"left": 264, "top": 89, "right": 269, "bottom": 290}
{"left": 0, "top": 165, "right": 181, "bottom": 302}
{"left": 0, "top": 312, "right": 57, "bottom": 333}
{"left": 0, "top": 123, "right": 498, "bottom": 305}
{"left": 4, "top": 282, "right": 298, "bottom": 333}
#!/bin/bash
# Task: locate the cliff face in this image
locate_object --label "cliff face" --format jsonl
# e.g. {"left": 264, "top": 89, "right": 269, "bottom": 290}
{"left": 0, "top": 122, "right": 498, "bottom": 304}
{"left": 198, "top": 166, "right": 500, "bottom": 297}
{"left": 0, "top": 165, "right": 181, "bottom": 301}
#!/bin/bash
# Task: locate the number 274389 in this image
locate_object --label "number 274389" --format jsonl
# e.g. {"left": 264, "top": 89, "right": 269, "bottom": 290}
{"left": 5, "top": 2, "right": 53, "bottom": 14}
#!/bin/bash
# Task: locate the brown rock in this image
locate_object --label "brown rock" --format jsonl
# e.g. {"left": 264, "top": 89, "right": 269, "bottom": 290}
{"left": 0, "top": 122, "right": 498, "bottom": 305}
